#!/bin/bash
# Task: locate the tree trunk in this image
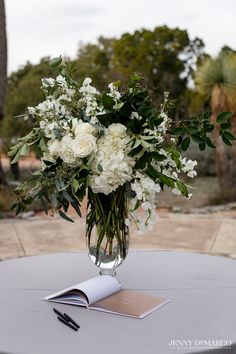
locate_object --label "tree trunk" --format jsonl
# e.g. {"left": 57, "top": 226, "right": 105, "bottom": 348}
{"left": 0, "top": 0, "right": 7, "bottom": 185}
{"left": 0, "top": 0, "right": 7, "bottom": 120}
{"left": 211, "top": 85, "right": 236, "bottom": 201}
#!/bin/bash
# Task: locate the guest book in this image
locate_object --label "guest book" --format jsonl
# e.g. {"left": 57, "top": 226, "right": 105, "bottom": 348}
{"left": 43, "top": 275, "right": 169, "bottom": 319}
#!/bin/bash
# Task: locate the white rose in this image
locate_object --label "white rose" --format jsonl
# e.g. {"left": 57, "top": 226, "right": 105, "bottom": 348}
{"left": 108, "top": 123, "right": 127, "bottom": 137}
{"left": 74, "top": 122, "right": 95, "bottom": 136}
{"left": 72, "top": 134, "right": 96, "bottom": 158}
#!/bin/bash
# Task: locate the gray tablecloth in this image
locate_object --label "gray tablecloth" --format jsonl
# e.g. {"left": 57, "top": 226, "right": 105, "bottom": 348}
{"left": 0, "top": 251, "right": 236, "bottom": 354}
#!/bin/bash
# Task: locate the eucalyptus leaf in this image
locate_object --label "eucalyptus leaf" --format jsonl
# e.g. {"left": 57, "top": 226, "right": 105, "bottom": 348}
{"left": 50, "top": 56, "right": 62, "bottom": 68}
{"left": 59, "top": 209, "right": 74, "bottom": 222}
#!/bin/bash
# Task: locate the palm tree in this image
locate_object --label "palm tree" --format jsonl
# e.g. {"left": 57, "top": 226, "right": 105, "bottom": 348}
{"left": 0, "top": 0, "right": 7, "bottom": 185}
{"left": 195, "top": 49, "right": 236, "bottom": 200}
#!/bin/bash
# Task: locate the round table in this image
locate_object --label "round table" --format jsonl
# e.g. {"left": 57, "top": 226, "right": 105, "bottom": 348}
{"left": 0, "top": 251, "right": 236, "bottom": 354}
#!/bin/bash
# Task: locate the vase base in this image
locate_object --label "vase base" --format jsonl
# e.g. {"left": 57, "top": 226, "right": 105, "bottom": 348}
{"left": 99, "top": 268, "right": 116, "bottom": 277}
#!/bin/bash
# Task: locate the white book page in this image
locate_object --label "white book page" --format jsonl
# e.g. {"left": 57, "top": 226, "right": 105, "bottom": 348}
{"left": 43, "top": 275, "right": 121, "bottom": 305}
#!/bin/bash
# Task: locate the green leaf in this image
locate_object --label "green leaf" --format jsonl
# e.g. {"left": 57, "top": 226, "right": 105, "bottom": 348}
{"left": 39, "top": 137, "right": 48, "bottom": 151}
{"left": 59, "top": 210, "right": 74, "bottom": 223}
{"left": 96, "top": 112, "right": 115, "bottom": 127}
{"left": 20, "top": 144, "right": 30, "bottom": 156}
{"left": 11, "top": 149, "right": 21, "bottom": 164}
{"left": 151, "top": 152, "right": 166, "bottom": 161}
{"left": 71, "top": 202, "right": 82, "bottom": 217}
{"left": 203, "top": 111, "right": 211, "bottom": 120}
{"left": 176, "top": 181, "right": 188, "bottom": 197}
{"left": 216, "top": 112, "right": 232, "bottom": 124}
{"left": 222, "top": 134, "right": 232, "bottom": 146}
{"left": 171, "top": 127, "right": 185, "bottom": 136}
{"left": 55, "top": 179, "right": 66, "bottom": 191}
{"left": 223, "top": 131, "right": 236, "bottom": 141}
{"left": 199, "top": 141, "right": 206, "bottom": 151}
{"left": 206, "top": 137, "right": 216, "bottom": 148}
{"left": 146, "top": 164, "right": 159, "bottom": 180}
{"left": 159, "top": 175, "right": 175, "bottom": 188}
{"left": 220, "top": 122, "right": 231, "bottom": 130}
{"left": 181, "top": 137, "right": 190, "bottom": 151}
{"left": 62, "top": 191, "right": 74, "bottom": 203}
{"left": 128, "top": 144, "right": 143, "bottom": 157}
{"left": 8, "top": 146, "right": 19, "bottom": 157}
{"left": 102, "top": 93, "right": 115, "bottom": 110}
{"left": 191, "top": 133, "right": 204, "bottom": 144}
{"left": 171, "top": 150, "right": 181, "bottom": 169}
{"left": 135, "top": 153, "right": 150, "bottom": 169}
{"left": 43, "top": 160, "right": 54, "bottom": 166}
{"left": 204, "top": 125, "right": 214, "bottom": 133}
{"left": 72, "top": 178, "right": 79, "bottom": 193}
{"left": 187, "top": 126, "right": 199, "bottom": 134}
{"left": 132, "top": 139, "right": 141, "bottom": 149}
{"left": 50, "top": 56, "right": 62, "bottom": 68}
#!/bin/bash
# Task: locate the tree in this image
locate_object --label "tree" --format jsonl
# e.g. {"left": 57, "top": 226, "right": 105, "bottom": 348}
{"left": 0, "top": 0, "right": 6, "bottom": 119}
{"left": 112, "top": 26, "right": 204, "bottom": 117}
{"left": 1, "top": 58, "right": 55, "bottom": 141}
{"left": 76, "top": 37, "right": 116, "bottom": 91}
{"left": 195, "top": 49, "right": 236, "bottom": 200}
{"left": 0, "top": 0, "right": 7, "bottom": 184}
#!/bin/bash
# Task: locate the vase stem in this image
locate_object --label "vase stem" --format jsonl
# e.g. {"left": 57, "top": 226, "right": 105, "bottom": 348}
{"left": 99, "top": 268, "right": 116, "bottom": 277}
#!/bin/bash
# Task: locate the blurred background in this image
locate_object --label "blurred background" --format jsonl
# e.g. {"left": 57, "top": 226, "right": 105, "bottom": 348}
{"left": 0, "top": 0, "right": 235, "bottom": 259}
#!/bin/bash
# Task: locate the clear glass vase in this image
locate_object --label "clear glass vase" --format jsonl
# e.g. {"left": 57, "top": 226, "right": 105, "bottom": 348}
{"left": 86, "top": 186, "right": 130, "bottom": 277}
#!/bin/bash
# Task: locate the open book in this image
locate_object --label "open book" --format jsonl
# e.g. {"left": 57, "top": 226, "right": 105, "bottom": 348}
{"left": 43, "top": 276, "right": 169, "bottom": 319}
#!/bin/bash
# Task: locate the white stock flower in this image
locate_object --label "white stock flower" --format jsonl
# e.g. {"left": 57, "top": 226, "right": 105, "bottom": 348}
{"left": 56, "top": 75, "right": 67, "bottom": 86}
{"left": 130, "top": 173, "right": 160, "bottom": 234}
{"left": 131, "top": 112, "right": 142, "bottom": 120}
{"left": 108, "top": 83, "right": 121, "bottom": 100}
{"left": 181, "top": 158, "right": 198, "bottom": 178}
{"left": 79, "top": 78, "right": 97, "bottom": 95}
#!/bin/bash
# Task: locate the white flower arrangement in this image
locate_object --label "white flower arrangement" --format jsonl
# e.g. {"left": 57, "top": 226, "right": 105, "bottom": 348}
{"left": 9, "top": 57, "right": 234, "bottom": 237}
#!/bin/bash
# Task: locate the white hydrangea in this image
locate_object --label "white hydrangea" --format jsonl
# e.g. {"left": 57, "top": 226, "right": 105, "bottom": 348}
{"left": 89, "top": 124, "right": 134, "bottom": 194}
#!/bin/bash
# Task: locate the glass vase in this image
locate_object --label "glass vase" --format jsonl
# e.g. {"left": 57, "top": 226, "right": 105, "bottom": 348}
{"left": 86, "top": 186, "right": 130, "bottom": 277}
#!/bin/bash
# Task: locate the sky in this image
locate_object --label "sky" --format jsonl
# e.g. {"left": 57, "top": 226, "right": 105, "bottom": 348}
{"left": 5, "top": 0, "right": 236, "bottom": 73}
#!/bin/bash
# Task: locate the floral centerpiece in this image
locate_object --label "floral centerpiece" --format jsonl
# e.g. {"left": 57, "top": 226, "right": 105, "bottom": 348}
{"left": 9, "top": 57, "right": 235, "bottom": 275}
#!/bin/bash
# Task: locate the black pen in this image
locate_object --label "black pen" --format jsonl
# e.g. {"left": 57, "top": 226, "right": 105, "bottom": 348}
{"left": 57, "top": 316, "right": 78, "bottom": 331}
{"left": 63, "top": 313, "right": 80, "bottom": 328}
{"left": 53, "top": 308, "right": 68, "bottom": 321}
